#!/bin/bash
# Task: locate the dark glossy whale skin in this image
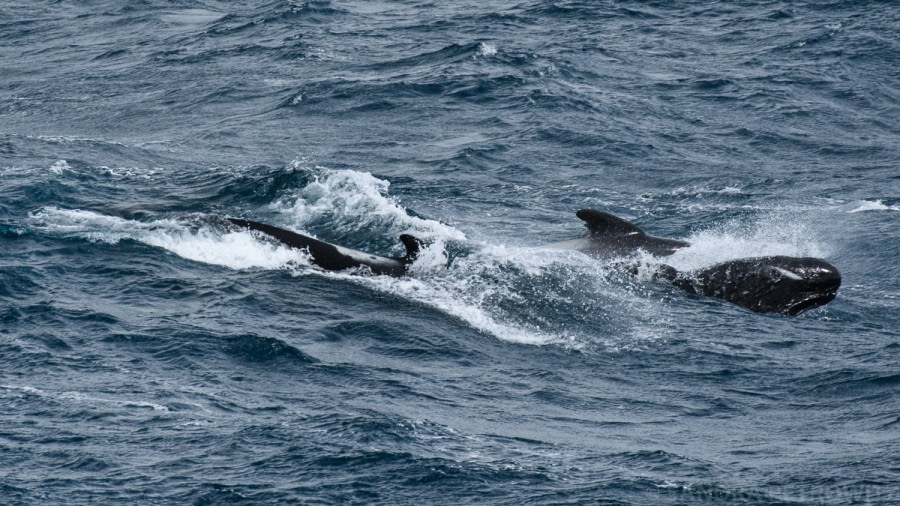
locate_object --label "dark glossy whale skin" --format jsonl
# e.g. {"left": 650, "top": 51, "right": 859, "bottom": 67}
{"left": 652, "top": 257, "right": 841, "bottom": 315}
{"left": 554, "top": 209, "right": 841, "bottom": 315}
{"left": 545, "top": 209, "right": 688, "bottom": 258}
{"left": 228, "top": 218, "right": 421, "bottom": 276}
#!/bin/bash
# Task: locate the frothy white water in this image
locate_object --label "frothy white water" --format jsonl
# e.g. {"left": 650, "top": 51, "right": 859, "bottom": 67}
{"left": 274, "top": 163, "right": 465, "bottom": 241}
{"left": 49, "top": 159, "right": 70, "bottom": 175}
{"left": 348, "top": 241, "right": 663, "bottom": 348}
{"left": 848, "top": 200, "right": 900, "bottom": 213}
{"left": 143, "top": 228, "right": 310, "bottom": 270}
{"left": 476, "top": 42, "right": 498, "bottom": 57}
{"left": 1, "top": 384, "right": 170, "bottom": 412}
{"left": 273, "top": 167, "right": 671, "bottom": 345}
{"left": 346, "top": 272, "right": 564, "bottom": 346}
{"left": 661, "top": 214, "right": 830, "bottom": 272}
{"left": 28, "top": 207, "right": 311, "bottom": 270}
{"left": 27, "top": 205, "right": 578, "bottom": 345}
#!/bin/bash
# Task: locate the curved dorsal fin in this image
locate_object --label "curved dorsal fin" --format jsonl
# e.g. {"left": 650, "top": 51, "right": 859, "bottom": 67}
{"left": 576, "top": 209, "right": 645, "bottom": 236}
{"left": 399, "top": 234, "right": 424, "bottom": 263}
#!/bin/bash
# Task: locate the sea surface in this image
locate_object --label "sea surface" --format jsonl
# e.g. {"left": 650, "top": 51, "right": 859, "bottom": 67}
{"left": 2, "top": 1, "right": 899, "bottom": 504}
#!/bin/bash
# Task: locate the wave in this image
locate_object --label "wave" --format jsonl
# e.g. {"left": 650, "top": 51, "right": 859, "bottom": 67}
{"left": 23, "top": 167, "right": 659, "bottom": 347}
{"left": 26, "top": 165, "right": 845, "bottom": 347}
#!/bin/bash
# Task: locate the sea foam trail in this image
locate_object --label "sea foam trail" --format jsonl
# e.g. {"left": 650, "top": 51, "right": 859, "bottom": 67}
{"left": 27, "top": 208, "right": 310, "bottom": 270}
{"left": 266, "top": 167, "right": 666, "bottom": 346}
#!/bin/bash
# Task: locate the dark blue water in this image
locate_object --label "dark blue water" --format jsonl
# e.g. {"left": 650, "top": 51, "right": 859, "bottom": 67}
{"left": 2, "top": 1, "right": 899, "bottom": 504}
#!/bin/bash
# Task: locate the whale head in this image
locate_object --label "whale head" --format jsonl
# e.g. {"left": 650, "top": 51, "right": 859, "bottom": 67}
{"left": 754, "top": 257, "right": 842, "bottom": 315}
{"left": 664, "top": 256, "right": 841, "bottom": 315}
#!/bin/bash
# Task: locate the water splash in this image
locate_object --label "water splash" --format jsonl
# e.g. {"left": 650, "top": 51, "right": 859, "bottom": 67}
{"left": 274, "top": 163, "right": 466, "bottom": 241}
{"left": 26, "top": 186, "right": 668, "bottom": 348}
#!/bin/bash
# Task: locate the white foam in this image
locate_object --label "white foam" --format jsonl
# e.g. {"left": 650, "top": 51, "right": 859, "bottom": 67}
{"left": 274, "top": 164, "right": 465, "bottom": 241}
{"left": 1, "top": 385, "right": 169, "bottom": 411}
{"left": 848, "top": 200, "right": 900, "bottom": 213}
{"left": 668, "top": 184, "right": 744, "bottom": 196}
{"left": 49, "top": 159, "right": 70, "bottom": 174}
{"left": 275, "top": 174, "right": 670, "bottom": 347}
{"left": 27, "top": 206, "right": 572, "bottom": 346}
{"left": 476, "top": 42, "right": 498, "bottom": 57}
{"left": 405, "top": 239, "right": 449, "bottom": 275}
{"left": 143, "top": 229, "right": 310, "bottom": 270}
{"left": 96, "top": 166, "right": 160, "bottom": 179}
{"left": 28, "top": 207, "right": 310, "bottom": 270}
{"left": 1, "top": 384, "right": 46, "bottom": 396}
{"left": 29, "top": 194, "right": 840, "bottom": 347}
{"left": 33, "top": 135, "right": 127, "bottom": 147}
{"left": 359, "top": 273, "right": 560, "bottom": 346}
{"left": 59, "top": 391, "right": 170, "bottom": 412}
{"left": 29, "top": 207, "right": 152, "bottom": 240}
{"left": 354, "top": 242, "right": 631, "bottom": 347}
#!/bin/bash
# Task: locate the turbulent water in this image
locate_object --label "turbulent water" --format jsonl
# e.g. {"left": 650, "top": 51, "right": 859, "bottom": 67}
{"left": 2, "top": 1, "right": 899, "bottom": 504}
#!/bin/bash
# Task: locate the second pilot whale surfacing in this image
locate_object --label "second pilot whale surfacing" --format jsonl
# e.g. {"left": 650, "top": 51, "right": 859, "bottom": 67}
{"left": 550, "top": 209, "right": 841, "bottom": 315}
{"left": 228, "top": 210, "right": 840, "bottom": 315}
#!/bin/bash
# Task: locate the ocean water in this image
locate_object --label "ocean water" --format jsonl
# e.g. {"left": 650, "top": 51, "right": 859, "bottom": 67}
{"left": 2, "top": 1, "right": 899, "bottom": 504}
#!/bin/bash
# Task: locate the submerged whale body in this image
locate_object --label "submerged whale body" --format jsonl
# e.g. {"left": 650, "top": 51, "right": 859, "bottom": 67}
{"left": 227, "top": 210, "right": 840, "bottom": 315}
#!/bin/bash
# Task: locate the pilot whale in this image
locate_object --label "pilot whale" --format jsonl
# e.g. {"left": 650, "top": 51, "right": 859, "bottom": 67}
{"left": 228, "top": 218, "right": 423, "bottom": 276}
{"left": 552, "top": 209, "right": 841, "bottom": 315}
{"left": 651, "top": 256, "right": 840, "bottom": 315}
{"left": 546, "top": 209, "right": 689, "bottom": 258}
{"left": 227, "top": 210, "right": 840, "bottom": 315}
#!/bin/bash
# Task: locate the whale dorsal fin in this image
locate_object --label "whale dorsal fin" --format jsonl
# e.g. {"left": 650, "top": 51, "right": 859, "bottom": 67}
{"left": 576, "top": 209, "right": 645, "bottom": 236}
{"left": 399, "top": 234, "right": 424, "bottom": 263}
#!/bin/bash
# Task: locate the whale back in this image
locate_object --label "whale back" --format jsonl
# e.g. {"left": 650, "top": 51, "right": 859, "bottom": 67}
{"left": 574, "top": 209, "right": 689, "bottom": 257}
{"left": 228, "top": 218, "right": 419, "bottom": 276}
{"left": 399, "top": 234, "right": 424, "bottom": 263}
{"left": 576, "top": 209, "right": 645, "bottom": 237}
{"left": 655, "top": 256, "right": 841, "bottom": 315}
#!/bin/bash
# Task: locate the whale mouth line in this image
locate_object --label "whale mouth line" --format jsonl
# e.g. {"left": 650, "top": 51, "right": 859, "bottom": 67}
{"left": 786, "top": 290, "right": 839, "bottom": 315}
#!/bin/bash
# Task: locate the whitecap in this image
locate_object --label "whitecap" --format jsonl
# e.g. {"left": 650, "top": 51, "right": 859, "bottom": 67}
{"left": 848, "top": 200, "right": 900, "bottom": 213}
{"left": 49, "top": 160, "right": 70, "bottom": 174}
{"left": 476, "top": 42, "right": 498, "bottom": 57}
